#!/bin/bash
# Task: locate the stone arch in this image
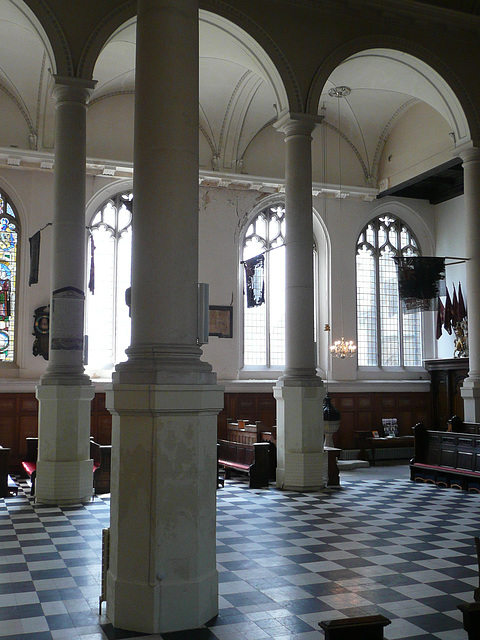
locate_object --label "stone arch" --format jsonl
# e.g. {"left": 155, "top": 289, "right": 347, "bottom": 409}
{"left": 200, "top": 0, "right": 299, "bottom": 113}
{"left": 306, "top": 35, "right": 477, "bottom": 149}
{"left": 20, "top": 0, "right": 69, "bottom": 76}
{"left": 78, "top": 1, "right": 136, "bottom": 80}
{"left": 79, "top": 0, "right": 297, "bottom": 115}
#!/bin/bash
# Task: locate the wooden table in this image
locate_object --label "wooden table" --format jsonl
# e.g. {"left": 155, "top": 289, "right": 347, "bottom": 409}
{"left": 366, "top": 435, "right": 414, "bottom": 465}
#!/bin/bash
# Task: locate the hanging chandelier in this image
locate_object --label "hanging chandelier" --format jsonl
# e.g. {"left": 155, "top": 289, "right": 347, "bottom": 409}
{"left": 330, "top": 337, "right": 357, "bottom": 359}
{"left": 324, "top": 87, "right": 357, "bottom": 361}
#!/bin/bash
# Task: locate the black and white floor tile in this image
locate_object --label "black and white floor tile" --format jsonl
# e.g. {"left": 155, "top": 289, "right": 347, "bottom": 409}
{"left": 1, "top": 468, "right": 479, "bottom": 639}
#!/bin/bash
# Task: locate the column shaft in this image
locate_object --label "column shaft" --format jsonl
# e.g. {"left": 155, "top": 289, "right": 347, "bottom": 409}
{"left": 106, "top": 1, "right": 223, "bottom": 633}
{"left": 36, "top": 77, "right": 95, "bottom": 505}
{"left": 460, "top": 147, "right": 480, "bottom": 420}
{"left": 274, "top": 113, "right": 325, "bottom": 491}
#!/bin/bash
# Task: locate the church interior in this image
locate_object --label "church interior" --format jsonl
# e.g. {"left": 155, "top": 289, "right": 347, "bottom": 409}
{"left": 1, "top": 0, "right": 480, "bottom": 638}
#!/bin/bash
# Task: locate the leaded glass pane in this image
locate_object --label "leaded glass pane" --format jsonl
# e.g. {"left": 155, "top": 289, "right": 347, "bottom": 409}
{"left": 356, "top": 214, "right": 422, "bottom": 368}
{"left": 243, "top": 204, "right": 285, "bottom": 367}
{"left": 87, "top": 191, "right": 133, "bottom": 371}
{"left": 0, "top": 211, "right": 17, "bottom": 362}
{"left": 356, "top": 247, "right": 377, "bottom": 366}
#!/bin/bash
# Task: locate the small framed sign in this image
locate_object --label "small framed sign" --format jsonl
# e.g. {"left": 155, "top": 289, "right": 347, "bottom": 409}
{"left": 209, "top": 305, "right": 233, "bottom": 338}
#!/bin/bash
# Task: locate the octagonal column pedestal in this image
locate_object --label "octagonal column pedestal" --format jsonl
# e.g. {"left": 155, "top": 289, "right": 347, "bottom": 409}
{"left": 460, "top": 147, "right": 480, "bottom": 421}
{"left": 105, "top": 382, "right": 223, "bottom": 634}
{"left": 35, "top": 384, "right": 95, "bottom": 505}
{"left": 274, "top": 380, "right": 326, "bottom": 491}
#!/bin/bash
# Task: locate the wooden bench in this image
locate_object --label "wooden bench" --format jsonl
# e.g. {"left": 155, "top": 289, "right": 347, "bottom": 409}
{"left": 217, "top": 439, "right": 270, "bottom": 488}
{"left": 22, "top": 437, "right": 112, "bottom": 496}
{"left": 410, "top": 423, "right": 480, "bottom": 491}
{"left": 226, "top": 420, "right": 277, "bottom": 479}
{"left": 0, "top": 445, "right": 16, "bottom": 498}
{"left": 21, "top": 437, "right": 38, "bottom": 495}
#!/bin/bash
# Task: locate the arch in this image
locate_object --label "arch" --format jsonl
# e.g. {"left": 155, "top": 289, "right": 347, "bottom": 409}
{"left": 79, "top": 0, "right": 295, "bottom": 116}
{"left": 78, "top": 1, "right": 136, "bottom": 80}
{"left": 85, "top": 177, "right": 133, "bottom": 225}
{"left": 307, "top": 36, "right": 476, "bottom": 149}
{"left": 359, "top": 198, "right": 435, "bottom": 259}
{"left": 312, "top": 206, "right": 331, "bottom": 377}
{"left": 20, "top": 0, "right": 68, "bottom": 75}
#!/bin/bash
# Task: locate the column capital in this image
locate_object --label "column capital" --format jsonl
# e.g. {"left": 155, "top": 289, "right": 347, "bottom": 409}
{"left": 459, "top": 146, "right": 480, "bottom": 165}
{"left": 52, "top": 75, "right": 96, "bottom": 104}
{"left": 274, "top": 111, "right": 323, "bottom": 137}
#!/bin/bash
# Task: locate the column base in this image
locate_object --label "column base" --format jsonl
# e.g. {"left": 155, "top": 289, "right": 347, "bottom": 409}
{"left": 274, "top": 379, "right": 325, "bottom": 491}
{"left": 105, "top": 382, "right": 224, "bottom": 634}
{"left": 461, "top": 377, "right": 480, "bottom": 421}
{"left": 35, "top": 459, "right": 94, "bottom": 505}
{"left": 107, "top": 567, "right": 218, "bottom": 634}
{"left": 35, "top": 383, "right": 95, "bottom": 506}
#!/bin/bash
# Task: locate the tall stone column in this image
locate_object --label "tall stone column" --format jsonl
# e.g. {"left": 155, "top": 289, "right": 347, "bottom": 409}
{"left": 105, "top": 0, "right": 223, "bottom": 634}
{"left": 460, "top": 147, "right": 480, "bottom": 420}
{"left": 273, "top": 113, "right": 325, "bottom": 490}
{"left": 35, "top": 77, "right": 95, "bottom": 506}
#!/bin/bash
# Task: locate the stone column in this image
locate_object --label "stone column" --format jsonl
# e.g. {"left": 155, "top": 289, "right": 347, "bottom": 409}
{"left": 105, "top": 0, "right": 223, "bottom": 634}
{"left": 460, "top": 147, "right": 480, "bottom": 420}
{"left": 273, "top": 113, "right": 325, "bottom": 490}
{"left": 35, "top": 77, "right": 95, "bottom": 505}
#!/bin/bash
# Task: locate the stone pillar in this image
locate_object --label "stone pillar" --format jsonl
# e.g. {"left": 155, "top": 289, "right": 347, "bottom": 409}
{"left": 105, "top": 0, "right": 223, "bottom": 634}
{"left": 460, "top": 147, "right": 480, "bottom": 420}
{"left": 35, "top": 77, "right": 95, "bottom": 506}
{"left": 273, "top": 113, "right": 325, "bottom": 490}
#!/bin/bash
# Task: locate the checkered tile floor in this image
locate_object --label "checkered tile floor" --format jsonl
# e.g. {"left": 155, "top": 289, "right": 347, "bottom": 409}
{"left": 1, "top": 468, "right": 479, "bottom": 639}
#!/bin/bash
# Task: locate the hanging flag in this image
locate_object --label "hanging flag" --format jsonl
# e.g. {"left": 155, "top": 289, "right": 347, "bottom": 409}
{"left": 436, "top": 296, "right": 445, "bottom": 340}
{"left": 452, "top": 284, "right": 459, "bottom": 325}
{"left": 458, "top": 282, "right": 467, "bottom": 320}
{"left": 444, "top": 287, "right": 453, "bottom": 334}
{"left": 243, "top": 254, "right": 265, "bottom": 308}
{"left": 394, "top": 256, "right": 446, "bottom": 311}
{"left": 28, "top": 230, "right": 41, "bottom": 286}
{"left": 88, "top": 234, "right": 95, "bottom": 294}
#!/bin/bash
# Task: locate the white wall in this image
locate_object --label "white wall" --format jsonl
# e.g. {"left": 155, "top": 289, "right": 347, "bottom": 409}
{"left": 0, "top": 163, "right": 449, "bottom": 389}
{"left": 434, "top": 194, "right": 467, "bottom": 359}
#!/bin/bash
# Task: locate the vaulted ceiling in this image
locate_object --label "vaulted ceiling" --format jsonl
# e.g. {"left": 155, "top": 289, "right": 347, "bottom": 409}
{"left": 0, "top": 0, "right": 471, "bottom": 201}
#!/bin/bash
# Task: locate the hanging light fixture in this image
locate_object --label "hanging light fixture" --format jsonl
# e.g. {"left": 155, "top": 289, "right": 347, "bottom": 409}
{"left": 326, "top": 85, "right": 357, "bottom": 359}
{"left": 330, "top": 337, "right": 357, "bottom": 359}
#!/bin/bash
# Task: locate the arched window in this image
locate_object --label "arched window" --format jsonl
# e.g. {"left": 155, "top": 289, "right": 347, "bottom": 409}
{"left": 86, "top": 191, "right": 132, "bottom": 372}
{"left": 0, "top": 192, "right": 18, "bottom": 362}
{"left": 356, "top": 214, "right": 422, "bottom": 367}
{"left": 243, "top": 203, "right": 285, "bottom": 367}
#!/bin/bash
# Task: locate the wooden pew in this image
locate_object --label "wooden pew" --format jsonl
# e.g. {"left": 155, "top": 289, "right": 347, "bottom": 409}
{"left": 217, "top": 439, "right": 270, "bottom": 488}
{"left": 22, "top": 437, "right": 112, "bottom": 496}
{"left": 226, "top": 420, "right": 277, "bottom": 479}
{"left": 22, "top": 437, "right": 38, "bottom": 495}
{"left": 0, "top": 446, "right": 11, "bottom": 498}
{"left": 410, "top": 423, "right": 480, "bottom": 491}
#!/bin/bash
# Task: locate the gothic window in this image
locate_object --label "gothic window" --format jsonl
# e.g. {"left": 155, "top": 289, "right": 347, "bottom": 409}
{"left": 86, "top": 191, "right": 132, "bottom": 372}
{"left": 0, "top": 193, "right": 18, "bottom": 362}
{"left": 243, "top": 204, "right": 285, "bottom": 367}
{"left": 356, "top": 214, "right": 422, "bottom": 367}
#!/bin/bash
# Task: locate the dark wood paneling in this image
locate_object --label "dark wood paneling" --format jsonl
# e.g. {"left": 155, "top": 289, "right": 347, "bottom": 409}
{"left": 0, "top": 392, "right": 113, "bottom": 471}
{"left": 218, "top": 390, "right": 431, "bottom": 452}
{"left": 425, "top": 358, "right": 469, "bottom": 427}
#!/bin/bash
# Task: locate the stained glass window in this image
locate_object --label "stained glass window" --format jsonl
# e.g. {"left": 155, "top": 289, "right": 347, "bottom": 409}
{"left": 356, "top": 215, "right": 422, "bottom": 367}
{"left": 243, "top": 204, "right": 285, "bottom": 367}
{"left": 0, "top": 194, "right": 18, "bottom": 362}
{"left": 86, "top": 191, "right": 132, "bottom": 372}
